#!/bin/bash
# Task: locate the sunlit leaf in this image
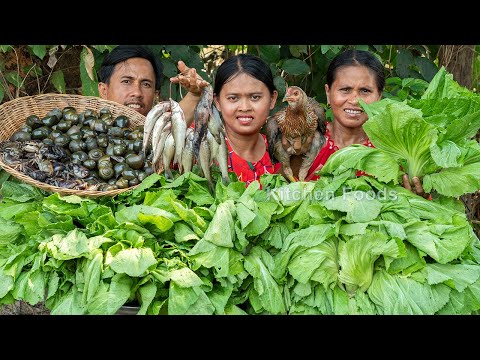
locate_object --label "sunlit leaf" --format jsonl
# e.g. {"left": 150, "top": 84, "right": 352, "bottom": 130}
{"left": 51, "top": 70, "right": 66, "bottom": 93}
{"left": 29, "top": 45, "right": 47, "bottom": 60}
{"left": 80, "top": 47, "right": 98, "bottom": 96}
{"left": 82, "top": 46, "right": 96, "bottom": 81}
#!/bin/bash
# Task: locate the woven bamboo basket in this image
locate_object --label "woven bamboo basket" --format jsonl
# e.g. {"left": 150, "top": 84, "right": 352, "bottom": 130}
{"left": 0, "top": 93, "right": 147, "bottom": 198}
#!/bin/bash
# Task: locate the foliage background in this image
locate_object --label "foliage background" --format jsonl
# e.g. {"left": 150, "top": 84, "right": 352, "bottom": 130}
{"left": 1, "top": 45, "right": 470, "bottom": 107}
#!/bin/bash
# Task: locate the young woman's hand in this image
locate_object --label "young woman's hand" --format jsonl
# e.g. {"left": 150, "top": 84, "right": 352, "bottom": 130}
{"left": 170, "top": 61, "right": 209, "bottom": 96}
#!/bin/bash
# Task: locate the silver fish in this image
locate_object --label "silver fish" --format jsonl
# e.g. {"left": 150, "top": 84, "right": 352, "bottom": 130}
{"left": 162, "top": 132, "right": 176, "bottom": 180}
{"left": 143, "top": 100, "right": 171, "bottom": 154}
{"left": 198, "top": 138, "right": 214, "bottom": 193}
{"left": 181, "top": 127, "right": 195, "bottom": 174}
{"left": 193, "top": 85, "right": 213, "bottom": 159}
{"left": 216, "top": 135, "right": 230, "bottom": 185}
{"left": 151, "top": 111, "right": 171, "bottom": 170}
{"left": 152, "top": 125, "right": 171, "bottom": 172}
{"left": 170, "top": 99, "right": 187, "bottom": 173}
{"left": 208, "top": 104, "right": 225, "bottom": 145}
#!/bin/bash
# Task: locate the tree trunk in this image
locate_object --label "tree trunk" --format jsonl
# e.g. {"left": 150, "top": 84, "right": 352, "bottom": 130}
{"left": 438, "top": 45, "right": 475, "bottom": 88}
{"left": 438, "top": 45, "right": 479, "bottom": 238}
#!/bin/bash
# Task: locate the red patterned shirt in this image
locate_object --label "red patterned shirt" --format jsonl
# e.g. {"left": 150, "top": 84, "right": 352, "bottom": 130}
{"left": 305, "top": 123, "right": 374, "bottom": 181}
{"left": 226, "top": 134, "right": 281, "bottom": 186}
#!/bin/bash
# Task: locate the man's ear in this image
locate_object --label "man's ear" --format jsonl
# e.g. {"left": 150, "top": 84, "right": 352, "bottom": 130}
{"left": 98, "top": 82, "right": 108, "bottom": 99}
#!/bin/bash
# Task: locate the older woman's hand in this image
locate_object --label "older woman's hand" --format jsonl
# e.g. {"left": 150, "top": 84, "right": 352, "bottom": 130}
{"left": 402, "top": 174, "right": 431, "bottom": 199}
{"left": 170, "top": 61, "right": 209, "bottom": 96}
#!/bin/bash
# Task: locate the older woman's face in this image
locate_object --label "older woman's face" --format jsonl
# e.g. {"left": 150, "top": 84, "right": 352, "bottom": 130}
{"left": 325, "top": 65, "right": 382, "bottom": 129}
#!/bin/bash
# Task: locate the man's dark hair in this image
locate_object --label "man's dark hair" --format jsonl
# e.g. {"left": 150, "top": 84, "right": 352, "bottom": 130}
{"left": 98, "top": 45, "right": 163, "bottom": 90}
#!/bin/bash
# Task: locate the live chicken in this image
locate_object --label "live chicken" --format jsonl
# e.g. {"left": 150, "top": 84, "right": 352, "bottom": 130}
{"left": 266, "top": 86, "right": 327, "bottom": 181}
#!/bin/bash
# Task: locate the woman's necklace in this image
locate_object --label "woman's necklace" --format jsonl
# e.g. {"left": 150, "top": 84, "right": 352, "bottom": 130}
{"left": 225, "top": 133, "right": 263, "bottom": 170}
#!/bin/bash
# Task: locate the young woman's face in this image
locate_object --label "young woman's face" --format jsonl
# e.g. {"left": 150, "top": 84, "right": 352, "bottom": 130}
{"left": 326, "top": 65, "right": 382, "bottom": 129}
{"left": 98, "top": 57, "right": 157, "bottom": 116}
{"left": 214, "top": 73, "right": 277, "bottom": 137}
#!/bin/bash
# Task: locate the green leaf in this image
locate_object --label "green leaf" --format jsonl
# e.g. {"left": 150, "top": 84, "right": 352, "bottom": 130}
{"left": 244, "top": 246, "right": 286, "bottom": 314}
{"left": 80, "top": 47, "right": 98, "bottom": 96}
{"left": 423, "top": 162, "right": 480, "bottom": 197}
{"left": 87, "top": 274, "right": 133, "bottom": 315}
{"left": 12, "top": 269, "right": 46, "bottom": 305}
{"left": 164, "top": 45, "right": 190, "bottom": 62}
{"left": 258, "top": 45, "right": 280, "bottom": 64}
{"left": 289, "top": 45, "right": 308, "bottom": 58}
{"left": 108, "top": 247, "right": 157, "bottom": 277}
{"left": 404, "top": 214, "right": 474, "bottom": 264}
{"left": 0, "top": 82, "right": 5, "bottom": 103}
{"left": 29, "top": 45, "right": 47, "bottom": 60}
{"left": 161, "top": 58, "right": 178, "bottom": 78}
{"left": 273, "top": 76, "right": 286, "bottom": 98}
{"left": 414, "top": 56, "right": 439, "bottom": 82}
{"left": 324, "top": 191, "right": 382, "bottom": 223}
{"left": 203, "top": 200, "right": 235, "bottom": 247}
{"left": 0, "top": 45, "right": 11, "bottom": 52}
{"left": 51, "top": 70, "right": 66, "bottom": 93}
{"left": 185, "top": 181, "right": 215, "bottom": 206}
{"left": 92, "top": 45, "right": 116, "bottom": 53}
{"left": 281, "top": 59, "right": 310, "bottom": 76}
{"left": 5, "top": 71, "right": 22, "bottom": 88}
{"left": 368, "top": 269, "right": 450, "bottom": 314}
{"left": 137, "top": 281, "right": 157, "bottom": 315}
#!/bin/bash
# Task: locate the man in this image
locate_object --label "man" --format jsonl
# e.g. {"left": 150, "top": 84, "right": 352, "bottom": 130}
{"left": 97, "top": 45, "right": 209, "bottom": 122}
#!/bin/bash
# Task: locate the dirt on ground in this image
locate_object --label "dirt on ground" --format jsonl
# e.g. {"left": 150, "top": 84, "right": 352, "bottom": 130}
{"left": 0, "top": 302, "right": 50, "bottom": 315}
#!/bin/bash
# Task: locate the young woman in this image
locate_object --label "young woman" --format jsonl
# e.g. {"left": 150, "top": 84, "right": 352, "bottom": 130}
{"left": 305, "top": 49, "right": 425, "bottom": 196}
{"left": 213, "top": 54, "right": 280, "bottom": 185}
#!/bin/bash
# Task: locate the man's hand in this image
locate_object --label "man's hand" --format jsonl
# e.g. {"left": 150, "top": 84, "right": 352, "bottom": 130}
{"left": 170, "top": 61, "right": 209, "bottom": 96}
{"left": 402, "top": 174, "right": 431, "bottom": 199}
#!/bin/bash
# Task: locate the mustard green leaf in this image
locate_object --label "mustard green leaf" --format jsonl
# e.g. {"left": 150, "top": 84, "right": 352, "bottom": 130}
{"left": 437, "top": 279, "right": 480, "bottom": 314}
{"left": 338, "top": 231, "right": 402, "bottom": 294}
{"left": 48, "top": 228, "right": 90, "bottom": 260}
{"left": 82, "top": 249, "right": 103, "bottom": 304}
{"left": 86, "top": 274, "right": 133, "bottom": 315}
{"left": 137, "top": 281, "right": 157, "bottom": 315}
{"left": 185, "top": 180, "right": 215, "bottom": 206}
{"left": 174, "top": 222, "right": 200, "bottom": 242}
{"left": 203, "top": 200, "right": 235, "bottom": 247}
{"left": 244, "top": 246, "right": 285, "bottom": 314}
{"left": 170, "top": 267, "right": 204, "bottom": 288}
{"left": 109, "top": 247, "right": 157, "bottom": 277}
{"left": 423, "top": 162, "right": 480, "bottom": 197}
{"left": 368, "top": 269, "right": 451, "bottom": 315}
{"left": 12, "top": 269, "right": 46, "bottom": 305}
{"left": 404, "top": 214, "right": 473, "bottom": 264}
{"left": 0, "top": 270, "right": 14, "bottom": 298}
{"left": 0, "top": 217, "right": 23, "bottom": 245}
{"left": 50, "top": 285, "right": 87, "bottom": 315}
{"left": 168, "top": 282, "right": 215, "bottom": 315}
{"left": 324, "top": 191, "right": 382, "bottom": 223}
{"left": 422, "top": 263, "right": 480, "bottom": 292}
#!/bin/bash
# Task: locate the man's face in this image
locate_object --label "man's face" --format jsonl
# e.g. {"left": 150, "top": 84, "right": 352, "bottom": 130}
{"left": 98, "top": 57, "right": 157, "bottom": 116}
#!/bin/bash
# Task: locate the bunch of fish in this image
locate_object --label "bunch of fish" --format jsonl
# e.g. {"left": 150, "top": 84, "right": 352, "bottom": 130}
{"left": 143, "top": 84, "right": 230, "bottom": 191}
